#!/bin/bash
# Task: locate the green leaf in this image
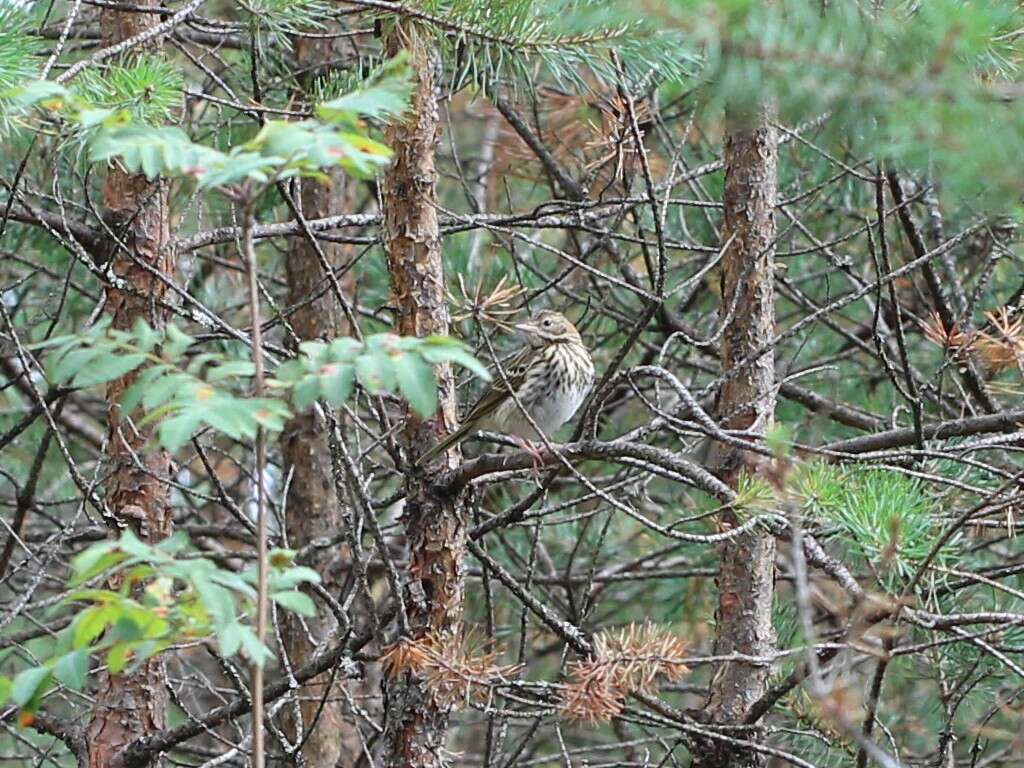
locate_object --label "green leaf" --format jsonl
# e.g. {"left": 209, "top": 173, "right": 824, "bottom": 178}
{"left": 70, "top": 543, "right": 124, "bottom": 585}
{"left": 66, "top": 588, "right": 123, "bottom": 604}
{"left": 121, "top": 565, "right": 157, "bottom": 592}
{"left": 72, "top": 606, "right": 113, "bottom": 649}
{"left": 292, "top": 375, "right": 322, "bottom": 411}
{"left": 156, "top": 530, "right": 192, "bottom": 555}
{"left": 249, "top": 398, "right": 291, "bottom": 432}
{"left": 163, "top": 325, "right": 194, "bottom": 361}
{"left": 249, "top": 120, "right": 335, "bottom": 160}
{"left": 53, "top": 650, "right": 89, "bottom": 691}
{"left": 209, "top": 567, "right": 257, "bottom": 598}
{"left": 419, "top": 345, "right": 492, "bottom": 382}
{"left": 116, "top": 616, "right": 161, "bottom": 648}
{"left": 320, "top": 363, "right": 355, "bottom": 406}
{"left": 120, "top": 364, "right": 168, "bottom": 413}
{"left": 107, "top": 615, "right": 144, "bottom": 644}
{"left": 128, "top": 640, "right": 164, "bottom": 670}
{"left": 48, "top": 346, "right": 105, "bottom": 384}
{"left": 355, "top": 351, "right": 396, "bottom": 395}
{"left": 238, "top": 626, "right": 274, "bottom": 668}
{"left": 52, "top": 626, "right": 74, "bottom": 658}
{"left": 90, "top": 125, "right": 228, "bottom": 182}
{"left": 334, "top": 132, "right": 394, "bottom": 177}
{"left": 158, "top": 411, "right": 202, "bottom": 451}
{"left": 298, "top": 340, "right": 329, "bottom": 367}
{"left": 131, "top": 319, "right": 160, "bottom": 352}
{"left": 268, "top": 565, "right": 321, "bottom": 590}
{"left": 271, "top": 590, "right": 317, "bottom": 617}
{"left": 185, "top": 352, "right": 218, "bottom": 377}
{"left": 394, "top": 353, "right": 438, "bottom": 418}
{"left": 328, "top": 337, "right": 362, "bottom": 361}
{"left": 0, "top": 677, "right": 12, "bottom": 707}
{"left": 316, "top": 52, "right": 412, "bottom": 126}
{"left": 140, "top": 142, "right": 161, "bottom": 178}
{"left": 72, "top": 352, "right": 147, "bottom": 388}
{"left": 206, "top": 360, "right": 256, "bottom": 382}
{"left": 419, "top": 335, "right": 463, "bottom": 347}
{"left": 140, "top": 371, "right": 185, "bottom": 410}
{"left": 197, "top": 150, "right": 280, "bottom": 189}
{"left": 274, "top": 359, "right": 307, "bottom": 384}
{"left": 218, "top": 621, "right": 244, "bottom": 657}
{"left": 117, "top": 530, "right": 154, "bottom": 559}
{"left": 267, "top": 549, "right": 297, "bottom": 567}
{"left": 12, "top": 667, "right": 51, "bottom": 707}
{"left": 10, "top": 81, "right": 71, "bottom": 110}
{"left": 193, "top": 576, "right": 236, "bottom": 630}
{"left": 107, "top": 642, "right": 134, "bottom": 675}
{"left": 25, "top": 331, "right": 81, "bottom": 351}
{"left": 199, "top": 397, "right": 258, "bottom": 440}
{"left": 78, "top": 107, "right": 117, "bottom": 128}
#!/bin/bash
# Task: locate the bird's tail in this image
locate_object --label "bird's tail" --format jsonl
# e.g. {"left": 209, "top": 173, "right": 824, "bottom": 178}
{"left": 414, "top": 424, "right": 471, "bottom": 467}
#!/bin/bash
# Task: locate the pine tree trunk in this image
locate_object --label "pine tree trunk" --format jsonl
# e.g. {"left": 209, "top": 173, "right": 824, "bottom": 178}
{"left": 277, "top": 34, "right": 366, "bottom": 768}
{"left": 85, "top": 3, "right": 172, "bottom": 766}
{"left": 696, "top": 107, "right": 778, "bottom": 768}
{"left": 377, "top": 22, "right": 465, "bottom": 768}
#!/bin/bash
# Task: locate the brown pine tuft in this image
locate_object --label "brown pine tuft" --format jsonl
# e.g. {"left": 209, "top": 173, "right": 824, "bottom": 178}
{"left": 379, "top": 632, "right": 520, "bottom": 709}
{"left": 560, "top": 677, "right": 627, "bottom": 725}
{"left": 482, "top": 86, "right": 662, "bottom": 197}
{"left": 560, "top": 622, "right": 689, "bottom": 725}
{"left": 449, "top": 274, "right": 525, "bottom": 330}
{"left": 972, "top": 308, "right": 1024, "bottom": 373}
{"left": 920, "top": 312, "right": 974, "bottom": 352}
{"left": 380, "top": 635, "right": 435, "bottom": 680}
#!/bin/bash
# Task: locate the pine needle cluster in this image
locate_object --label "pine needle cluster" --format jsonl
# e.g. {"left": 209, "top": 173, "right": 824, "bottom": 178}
{"left": 922, "top": 309, "right": 1024, "bottom": 375}
{"left": 560, "top": 622, "right": 689, "bottom": 724}
{"left": 380, "top": 633, "right": 520, "bottom": 709}
{"left": 75, "top": 56, "right": 184, "bottom": 126}
{"left": 0, "top": 5, "right": 43, "bottom": 132}
{"left": 792, "top": 464, "right": 958, "bottom": 585}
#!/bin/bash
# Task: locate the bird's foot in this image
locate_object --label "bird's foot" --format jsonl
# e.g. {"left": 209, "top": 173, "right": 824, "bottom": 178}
{"left": 513, "top": 436, "right": 547, "bottom": 483}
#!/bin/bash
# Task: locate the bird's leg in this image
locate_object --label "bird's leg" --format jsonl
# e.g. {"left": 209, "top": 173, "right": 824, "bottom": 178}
{"left": 512, "top": 436, "right": 547, "bottom": 482}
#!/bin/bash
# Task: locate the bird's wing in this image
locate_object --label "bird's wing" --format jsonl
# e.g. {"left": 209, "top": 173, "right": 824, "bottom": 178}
{"left": 461, "top": 345, "right": 535, "bottom": 424}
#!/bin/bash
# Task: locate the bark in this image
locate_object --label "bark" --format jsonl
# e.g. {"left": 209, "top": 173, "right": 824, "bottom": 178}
{"left": 85, "top": 3, "right": 173, "bottom": 766}
{"left": 277, "top": 34, "right": 366, "bottom": 768}
{"left": 695, "top": 108, "right": 778, "bottom": 768}
{"left": 377, "top": 22, "right": 466, "bottom": 768}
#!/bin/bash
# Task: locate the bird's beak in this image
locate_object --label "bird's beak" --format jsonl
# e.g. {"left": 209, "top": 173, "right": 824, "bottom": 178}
{"left": 514, "top": 322, "right": 535, "bottom": 334}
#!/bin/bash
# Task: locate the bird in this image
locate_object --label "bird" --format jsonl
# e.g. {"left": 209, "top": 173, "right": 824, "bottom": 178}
{"left": 416, "top": 310, "right": 594, "bottom": 467}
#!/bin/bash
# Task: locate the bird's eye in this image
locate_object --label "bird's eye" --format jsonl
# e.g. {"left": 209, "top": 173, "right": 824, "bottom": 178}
{"left": 543, "top": 319, "right": 552, "bottom": 327}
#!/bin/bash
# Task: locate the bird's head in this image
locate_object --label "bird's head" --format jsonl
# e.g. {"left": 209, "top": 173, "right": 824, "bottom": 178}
{"left": 515, "top": 310, "right": 582, "bottom": 345}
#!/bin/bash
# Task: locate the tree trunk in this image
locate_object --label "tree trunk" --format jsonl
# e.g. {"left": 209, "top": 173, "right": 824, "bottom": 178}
{"left": 377, "top": 22, "right": 466, "bottom": 768}
{"left": 85, "top": 3, "right": 173, "bottom": 766}
{"left": 277, "top": 34, "right": 366, "bottom": 768}
{"left": 696, "top": 108, "right": 778, "bottom": 768}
